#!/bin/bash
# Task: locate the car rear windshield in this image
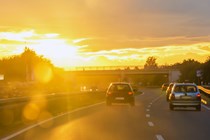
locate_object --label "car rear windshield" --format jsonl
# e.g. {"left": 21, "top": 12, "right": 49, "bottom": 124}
{"left": 174, "top": 85, "right": 197, "bottom": 93}
{"left": 163, "top": 83, "right": 169, "bottom": 86}
{"left": 109, "top": 84, "right": 131, "bottom": 92}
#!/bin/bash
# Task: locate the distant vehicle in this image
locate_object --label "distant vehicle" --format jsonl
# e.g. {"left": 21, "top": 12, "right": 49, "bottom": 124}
{"left": 168, "top": 83, "right": 201, "bottom": 111}
{"left": 166, "top": 83, "right": 174, "bottom": 101}
{"left": 80, "top": 86, "right": 98, "bottom": 92}
{"left": 89, "top": 86, "right": 98, "bottom": 92}
{"left": 106, "top": 82, "right": 135, "bottom": 106}
{"left": 161, "top": 83, "right": 169, "bottom": 91}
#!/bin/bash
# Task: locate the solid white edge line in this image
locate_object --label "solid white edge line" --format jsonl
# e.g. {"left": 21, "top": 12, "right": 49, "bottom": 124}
{"left": 1, "top": 102, "right": 105, "bottom": 140}
{"left": 156, "top": 135, "right": 164, "bottom": 140}
{"left": 201, "top": 104, "right": 210, "bottom": 111}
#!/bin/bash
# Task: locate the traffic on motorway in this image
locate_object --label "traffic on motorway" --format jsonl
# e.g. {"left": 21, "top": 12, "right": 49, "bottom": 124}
{"left": 1, "top": 85, "right": 210, "bottom": 140}
{"left": 1, "top": 82, "right": 210, "bottom": 140}
{"left": 1, "top": 0, "right": 210, "bottom": 140}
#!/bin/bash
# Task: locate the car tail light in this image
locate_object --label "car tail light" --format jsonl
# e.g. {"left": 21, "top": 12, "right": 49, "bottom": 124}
{"left": 170, "top": 93, "right": 175, "bottom": 100}
{"left": 107, "top": 92, "right": 112, "bottom": 95}
{"left": 196, "top": 93, "right": 201, "bottom": 98}
{"left": 128, "top": 92, "right": 133, "bottom": 95}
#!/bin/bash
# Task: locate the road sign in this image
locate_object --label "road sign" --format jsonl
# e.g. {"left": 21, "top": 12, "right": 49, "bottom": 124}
{"left": 196, "top": 70, "right": 202, "bottom": 77}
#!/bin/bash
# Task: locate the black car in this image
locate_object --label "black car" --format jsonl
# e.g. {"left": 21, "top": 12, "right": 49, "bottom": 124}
{"left": 106, "top": 82, "right": 135, "bottom": 106}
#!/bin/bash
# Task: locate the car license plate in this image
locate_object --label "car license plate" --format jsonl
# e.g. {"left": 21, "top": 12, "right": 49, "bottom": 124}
{"left": 181, "top": 96, "right": 192, "bottom": 99}
{"left": 115, "top": 97, "right": 124, "bottom": 100}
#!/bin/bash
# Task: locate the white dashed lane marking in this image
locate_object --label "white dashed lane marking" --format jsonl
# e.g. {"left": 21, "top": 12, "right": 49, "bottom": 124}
{"left": 146, "top": 114, "right": 150, "bottom": 118}
{"left": 145, "top": 95, "right": 166, "bottom": 140}
{"left": 147, "top": 95, "right": 165, "bottom": 140}
{"left": 148, "top": 121, "right": 154, "bottom": 127}
{"left": 156, "top": 135, "right": 165, "bottom": 140}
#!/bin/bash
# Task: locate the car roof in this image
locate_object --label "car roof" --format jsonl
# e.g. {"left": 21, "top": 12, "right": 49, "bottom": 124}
{"left": 173, "top": 83, "right": 197, "bottom": 86}
{"left": 163, "top": 83, "right": 169, "bottom": 85}
{"left": 111, "top": 82, "right": 129, "bottom": 84}
{"left": 110, "top": 82, "right": 130, "bottom": 85}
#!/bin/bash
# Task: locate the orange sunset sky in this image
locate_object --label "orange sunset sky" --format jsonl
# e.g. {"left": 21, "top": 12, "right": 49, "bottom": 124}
{"left": 0, "top": 0, "right": 210, "bottom": 69}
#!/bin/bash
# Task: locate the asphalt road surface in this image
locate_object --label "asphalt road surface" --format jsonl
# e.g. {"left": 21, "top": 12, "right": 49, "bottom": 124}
{"left": 5, "top": 88, "right": 210, "bottom": 140}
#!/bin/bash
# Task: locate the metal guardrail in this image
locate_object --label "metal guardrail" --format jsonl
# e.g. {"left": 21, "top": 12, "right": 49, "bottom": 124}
{"left": 0, "top": 91, "right": 103, "bottom": 106}
{"left": 198, "top": 86, "right": 210, "bottom": 95}
{"left": 0, "top": 92, "right": 72, "bottom": 105}
{"left": 0, "top": 96, "right": 29, "bottom": 105}
{"left": 1, "top": 87, "right": 209, "bottom": 106}
{"left": 0, "top": 94, "right": 56, "bottom": 105}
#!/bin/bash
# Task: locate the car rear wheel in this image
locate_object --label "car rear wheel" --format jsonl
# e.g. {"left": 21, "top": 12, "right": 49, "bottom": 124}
{"left": 166, "top": 96, "right": 169, "bottom": 102}
{"left": 106, "top": 99, "right": 112, "bottom": 106}
{"left": 196, "top": 105, "right": 201, "bottom": 111}
{"left": 130, "top": 101, "right": 135, "bottom": 106}
{"left": 169, "top": 104, "right": 174, "bottom": 110}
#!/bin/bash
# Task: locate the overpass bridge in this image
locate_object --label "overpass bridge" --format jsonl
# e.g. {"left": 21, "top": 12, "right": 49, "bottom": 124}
{"left": 68, "top": 66, "right": 181, "bottom": 84}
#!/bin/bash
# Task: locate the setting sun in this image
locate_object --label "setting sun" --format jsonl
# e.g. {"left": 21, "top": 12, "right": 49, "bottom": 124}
{"left": 29, "top": 39, "right": 81, "bottom": 68}
{"left": 0, "top": 0, "right": 210, "bottom": 69}
{"left": 0, "top": 29, "right": 210, "bottom": 69}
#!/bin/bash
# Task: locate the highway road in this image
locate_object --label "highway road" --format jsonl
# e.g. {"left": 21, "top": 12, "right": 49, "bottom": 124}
{"left": 4, "top": 88, "right": 210, "bottom": 140}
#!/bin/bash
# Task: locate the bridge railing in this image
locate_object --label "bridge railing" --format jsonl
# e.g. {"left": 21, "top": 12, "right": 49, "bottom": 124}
{"left": 70, "top": 66, "right": 144, "bottom": 71}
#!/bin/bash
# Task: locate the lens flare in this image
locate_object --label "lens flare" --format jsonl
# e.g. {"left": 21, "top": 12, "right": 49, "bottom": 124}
{"left": 34, "top": 63, "right": 53, "bottom": 83}
{"left": 22, "top": 96, "right": 48, "bottom": 125}
{"left": 23, "top": 103, "right": 40, "bottom": 121}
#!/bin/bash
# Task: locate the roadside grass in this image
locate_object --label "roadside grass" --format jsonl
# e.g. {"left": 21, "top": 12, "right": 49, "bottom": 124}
{"left": 0, "top": 90, "right": 143, "bottom": 138}
{"left": 0, "top": 92, "right": 105, "bottom": 139}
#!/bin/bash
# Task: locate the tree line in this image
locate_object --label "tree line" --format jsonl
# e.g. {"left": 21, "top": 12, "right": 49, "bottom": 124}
{"left": 144, "top": 56, "right": 210, "bottom": 85}
{"left": 0, "top": 48, "right": 75, "bottom": 95}
{"left": 0, "top": 48, "right": 209, "bottom": 85}
{"left": 0, "top": 47, "right": 54, "bottom": 81}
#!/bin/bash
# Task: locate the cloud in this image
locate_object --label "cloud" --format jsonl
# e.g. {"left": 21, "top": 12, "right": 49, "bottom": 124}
{"left": 0, "top": 46, "right": 25, "bottom": 58}
{"left": 0, "top": 39, "right": 25, "bottom": 45}
{"left": 1, "top": 1, "right": 210, "bottom": 67}
{"left": 72, "top": 38, "right": 90, "bottom": 44}
{"left": 1, "top": 0, "right": 210, "bottom": 39}
{"left": 76, "top": 36, "right": 210, "bottom": 52}
{"left": 0, "top": 30, "right": 35, "bottom": 41}
{"left": 78, "top": 43, "right": 210, "bottom": 66}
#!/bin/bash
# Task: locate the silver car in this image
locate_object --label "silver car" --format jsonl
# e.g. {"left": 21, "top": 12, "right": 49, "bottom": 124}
{"left": 169, "top": 83, "right": 201, "bottom": 111}
{"left": 166, "top": 83, "right": 174, "bottom": 101}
